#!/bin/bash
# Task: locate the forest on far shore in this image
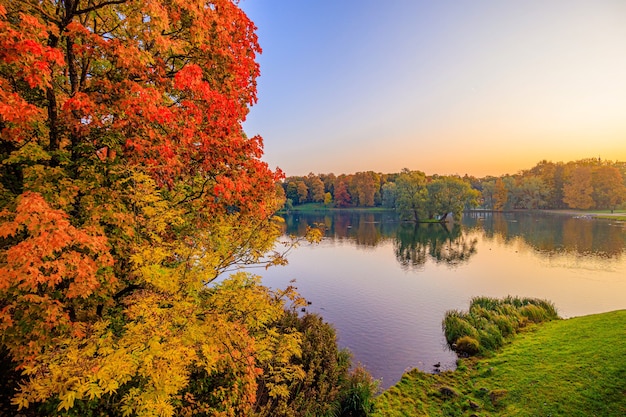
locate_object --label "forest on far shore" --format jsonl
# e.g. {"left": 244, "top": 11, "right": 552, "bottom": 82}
{"left": 280, "top": 158, "right": 626, "bottom": 219}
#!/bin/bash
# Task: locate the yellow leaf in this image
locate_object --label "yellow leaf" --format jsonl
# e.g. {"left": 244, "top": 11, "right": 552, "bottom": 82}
{"left": 57, "top": 390, "right": 76, "bottom": 411}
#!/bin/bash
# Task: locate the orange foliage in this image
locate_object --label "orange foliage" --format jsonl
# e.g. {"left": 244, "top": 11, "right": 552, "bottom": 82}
{"left": 0, "top": 1, "right": 293, "bottom": 415}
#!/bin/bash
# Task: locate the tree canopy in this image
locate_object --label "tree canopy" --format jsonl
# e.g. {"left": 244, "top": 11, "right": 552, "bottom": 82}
{"left": 0, "top": 1, "right": 375, "bottom": 416}
{"left": 281, "top": 158, "right": 626, "bottom": 214}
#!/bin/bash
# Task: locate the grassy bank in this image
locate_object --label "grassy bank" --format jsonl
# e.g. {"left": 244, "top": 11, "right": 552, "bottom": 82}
{"left": 540, "top": 209, "right": 626, "bottom": 221}
{"left": 373, "top": 309, "right": 626, "bottom": 416}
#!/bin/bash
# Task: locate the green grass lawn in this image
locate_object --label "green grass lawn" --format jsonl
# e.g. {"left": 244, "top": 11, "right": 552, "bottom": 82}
{"left": 595, "top": 214, "right": 626, "bottom": 221}
{"left": 541, "top": 209, "right": 626, "bottom": 221}
{"left": 373, "top": 310, "right": 626, "bottom": 416}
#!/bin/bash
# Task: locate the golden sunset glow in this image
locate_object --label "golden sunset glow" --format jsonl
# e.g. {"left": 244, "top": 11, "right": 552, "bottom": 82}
{"left": 242, "top": 0, "right": 626, "bottom": 176}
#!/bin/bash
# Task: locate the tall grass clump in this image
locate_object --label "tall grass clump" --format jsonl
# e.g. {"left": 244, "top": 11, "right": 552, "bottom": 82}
{"left": 442, "top": 310, "right": 479, "bottom": 344}
{"left": 443, "top": 296, "right": 559, "bottom": 356}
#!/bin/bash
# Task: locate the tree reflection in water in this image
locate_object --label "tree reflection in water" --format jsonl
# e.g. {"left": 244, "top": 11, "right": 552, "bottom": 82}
{"left": 465, "top": 212, "right": 626, "bottom": 259}
{"left": 279, "top": 211, "right": 625, "bottom": 266}
{"left": 394, "top": 223, "right": 478, "bottom": 270}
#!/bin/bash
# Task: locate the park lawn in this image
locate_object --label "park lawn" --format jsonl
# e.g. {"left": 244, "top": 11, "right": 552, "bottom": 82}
{"left": 541, "top": 209, "right": 626, "bottom": 221}
{"left": 373, "top": 310, "right": 626, "bottom": 417}
{"left": 595, "top": 214, "right": 626, "bottom": 221}
{"left": 587, "top": 209, "right": 626, "bottom": 221}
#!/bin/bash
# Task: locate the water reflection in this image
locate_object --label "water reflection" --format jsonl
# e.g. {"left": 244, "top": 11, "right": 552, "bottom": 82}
{"left": 271, "top": 211, "right": 626, "bottom": 389}
{"left": 280, "top": 211, "right": 625, "bottom": 264}
{"left": 464, "top": 212, "right": 626, "bottom": 259}
{"left": 394, "top": 223, "right": 477, "bottom": 270}
{"left": 282, "top": 211, "right": 398, "bottom": 246}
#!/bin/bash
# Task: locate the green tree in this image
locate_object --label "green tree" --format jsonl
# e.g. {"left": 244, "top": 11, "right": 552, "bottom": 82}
{"left": 320, "top": 173, "right": 336, "bottom": 195}
{"left": 426, "top": 176, "right": 480, "bottom": 220}
{"left": 525, "top": 160, "right": 565, "bottom": 208}
{"left": 514, "top": 176, "right": 550, "bottom": 209}
{"left": 480, "top": 179, "right": 496, "bottom": 210}
{"left": 395, "top": 169, "right": 427, "bottom": 221}
{"left": 499, "top": 176, "right": 517, "bottom": 210}
{"left": 381, "top": 182, "right": 398, "bottom": 208}
{"left": 285, "top": 181, "right": 299, "bottom": 203}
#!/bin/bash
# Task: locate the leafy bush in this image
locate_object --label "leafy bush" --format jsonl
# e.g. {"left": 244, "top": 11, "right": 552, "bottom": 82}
{"left": 254, "top": 311, "right": 378, "bottom": 417}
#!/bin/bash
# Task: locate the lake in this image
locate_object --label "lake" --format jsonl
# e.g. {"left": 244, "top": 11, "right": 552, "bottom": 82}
{"left": 259, "top": 211, "right": 626, "bottom": 389}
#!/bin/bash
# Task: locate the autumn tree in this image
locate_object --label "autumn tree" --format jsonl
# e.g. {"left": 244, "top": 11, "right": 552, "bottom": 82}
{"left": 296, "top": 180, "right": 309, "bottom": 204}
{"left": 563, "top": 166, "right": 594, "bottom": 209}
{"left": 306, "top": 173, "right": 325, "bottom": 203}
{"left": 351, "top": 171, "right": 378, "bottom": 207}
{"left": 333, "top": 180, "right": 351, "bottom": 208}
{"left": 524, "top": 160, "right": 565, "bottom": 208}
{"left": 592, "top": 165, "right": 626, "bottom": 212}
{"left": 324, "top": 192, "right": 333, "bottom": 205}
{"left": 0, "top": 1, "right": 328, "bottom": 416}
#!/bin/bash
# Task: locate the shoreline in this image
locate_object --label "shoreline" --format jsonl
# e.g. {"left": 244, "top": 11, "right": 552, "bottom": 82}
{"left": 373, "top": 309, "right": 626, "bottom": 416}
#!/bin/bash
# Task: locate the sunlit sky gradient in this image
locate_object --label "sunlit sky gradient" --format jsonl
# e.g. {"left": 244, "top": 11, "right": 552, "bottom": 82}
{"left": 240, "top": 0, "right": 626, "bottom": 177}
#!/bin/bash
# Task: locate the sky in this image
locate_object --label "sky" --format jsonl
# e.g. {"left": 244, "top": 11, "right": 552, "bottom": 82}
{"left": 239, "top": 0, "right": 626, "bottom": 177}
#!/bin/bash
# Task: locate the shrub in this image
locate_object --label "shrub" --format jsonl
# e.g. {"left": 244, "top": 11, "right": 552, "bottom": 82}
{"left": 340, "top": 364, "right": 379, "bottom": 417}
{"left": 254, "top": 311, "right": 378, "bottom": 417}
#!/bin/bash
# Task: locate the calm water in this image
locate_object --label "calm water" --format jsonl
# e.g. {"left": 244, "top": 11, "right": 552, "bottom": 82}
{"left": 259, "top": 211, "right": 626, "bottom": 389}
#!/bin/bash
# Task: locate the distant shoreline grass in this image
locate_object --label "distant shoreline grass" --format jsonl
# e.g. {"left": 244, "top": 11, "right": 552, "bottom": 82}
{"left": 539, "top": 209, "right": 626, "bottom": 221}
{"left": 373, "top": 309, "right": 626, "bottom": 416}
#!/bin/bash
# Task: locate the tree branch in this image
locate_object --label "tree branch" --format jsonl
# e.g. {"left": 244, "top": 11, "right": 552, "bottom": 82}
{"left": 75, "top": 0, "right": 128, "bottom": 15}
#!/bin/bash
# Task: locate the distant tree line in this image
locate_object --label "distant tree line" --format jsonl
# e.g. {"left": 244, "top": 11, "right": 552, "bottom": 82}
{"left": 478, "top": 158, "right": 626, "bottom": 212}
{"left": 280, "top": 158, "right": 626, "bottom": 218}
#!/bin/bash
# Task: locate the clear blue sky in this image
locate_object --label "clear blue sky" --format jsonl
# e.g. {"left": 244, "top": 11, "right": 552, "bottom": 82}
{"left": 240, "top": 0, "right": 626, "bottom": 177}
